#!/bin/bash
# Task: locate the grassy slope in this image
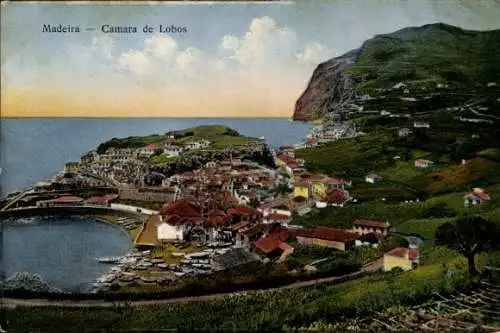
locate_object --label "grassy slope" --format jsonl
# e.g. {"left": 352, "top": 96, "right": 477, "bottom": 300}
{"left": 346, "top": 23, "right": 500, "bottom": 92}
{"left": 96, "top": 125, "right": 259, "bottom": 154}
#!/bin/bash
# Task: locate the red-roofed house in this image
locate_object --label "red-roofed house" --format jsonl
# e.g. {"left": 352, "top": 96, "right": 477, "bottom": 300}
{"left": 263, "top": 213, "right": 291, "bottom": 225}
{"left": 326, "top": 177, "right": 346, "bottom": 190}
{"left": 227, "top": 206, "right": 261, "bottom": 223}
{"left": 414, "top": 159, "right": 434, "bottom": 168}
{"left": 352, "top": 219, "right": 391, "bottom": 236}
{"left": 159, "top": 199, "right": 201, "bottom": 220}
{"left": 139, "top": 143, "right": 161, "bottom": 156}
{"left": 325, "top": 189, "right": 350, "bottom": 207}
{"left": 255, "top": 235, "right": 294, "bottom": 261}
{"left": 295, "top": 227, "right": 359, "bottom": 251}
{"left": 277, "top": 154, "right": 304, "bottom": 174}
{"left": 383, "top": 247, "right": 420, "bottom": 271}
{"left": 464, "top": 188, "right": 491, "bottom": 207}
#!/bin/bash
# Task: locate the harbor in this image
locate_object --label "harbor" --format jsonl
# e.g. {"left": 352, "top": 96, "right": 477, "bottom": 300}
{"left": 90, "top": 241, "right": 239, "bottom": 293}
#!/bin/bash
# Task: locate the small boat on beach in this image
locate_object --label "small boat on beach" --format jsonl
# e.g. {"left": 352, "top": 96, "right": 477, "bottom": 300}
{"left": 157, "top": 263, "right": 169, "bottom": 269}
{"left": 185, "top": 252, "right": 210, "bottom": 259}
{"left": 140, "top": 276, "right": 157, "bottom": 283}
{"left": 151, "top": 258, "right": 165, "bottom": 264}
{"left": 97, "top": 256, "right": 122, "bottom": 264}
{"left": 138, "top": 261, "right": 153, "bottom": 267}
{"left": 119, "top": 276, "right": 135, "bottom": 283}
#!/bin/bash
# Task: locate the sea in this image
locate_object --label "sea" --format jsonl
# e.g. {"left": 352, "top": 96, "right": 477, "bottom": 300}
{"left": 0, "top": 118, "right": 311, "bottom": 195}
{"left": 2, "top": 216, "right": 133, "bottom": 293}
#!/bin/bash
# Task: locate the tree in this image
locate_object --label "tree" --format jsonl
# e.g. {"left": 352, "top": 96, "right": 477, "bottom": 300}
{"left": 435, "top": 215, "right": 500, "bottom": 276}
{"left": 248, "top": 197, "right": 260, "bottom": 208}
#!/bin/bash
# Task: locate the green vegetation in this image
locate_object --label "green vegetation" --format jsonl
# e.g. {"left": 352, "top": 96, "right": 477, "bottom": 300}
{"left": 96, "top": 134, "right": 164, "bottom": 154}
{"left": 168, "top": 125, "right": 260, "bottom": 149}
{"left": 295, "top": 131, "right": 399, "bottom": 179}
{"left": 149, "top": 154, "right": 177, "bottom": 164}
{"left": 96, "top": 125, "right": 259, "bottom": 155}
{"left": 436, "top": 215, "right": 500, "bottom": 276}
{"left": 395, "top": 218, "right": 454, "bottom": 249}
{"left": 345, "top": 23, "right": 500, "bottom": 92}
{"left": 5, "top": 258, "right": 474, "bottom": 331}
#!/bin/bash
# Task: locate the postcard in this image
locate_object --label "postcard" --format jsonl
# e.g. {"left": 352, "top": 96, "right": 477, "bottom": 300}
{"left": 1, "top": 1, "right": 500, "bottom": 331}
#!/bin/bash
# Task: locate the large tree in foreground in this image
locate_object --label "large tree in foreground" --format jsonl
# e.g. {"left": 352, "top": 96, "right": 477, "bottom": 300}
{"left": 435, "top": 215, "right": 500, "bottom": 276}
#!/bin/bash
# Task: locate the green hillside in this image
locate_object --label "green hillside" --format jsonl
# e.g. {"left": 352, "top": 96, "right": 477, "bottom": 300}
{"left": 346, "top": 23, "right": 500, "bottom": 91}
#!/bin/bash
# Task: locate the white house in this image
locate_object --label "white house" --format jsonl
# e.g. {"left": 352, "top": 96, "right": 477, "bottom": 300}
{"left": 413, "top": 122, "right": 430, "bottom": 129}
{"left": 365, "top": 174, "right": 382, "bottom": 184}
{"left": 138, "top": 144, "right": 159, "bottom": 157}
{"left": 163, "top": 145, "right": 183, "bottom": 158}
{"left": 157, "top": 220, "right": 187, "bottom": 242}
{"left": 464, "top": 188, "right": 491, "bottom": 207}
{"left": 393, "top": 82, "right": 407, "bottom": 90}
{"left": 185, "top": 140, "right": 211, "bottom": 150}
{"left": 414, "top": 159, "right": 434, "bottom": 168}
{"left": 398, "top": 128, "right": 412, "bottom": 137}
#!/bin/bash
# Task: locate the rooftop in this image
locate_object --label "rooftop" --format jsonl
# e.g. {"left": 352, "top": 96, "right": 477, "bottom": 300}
{"left": 50, "top": 196, "right": 84, "bottom": 203}
{"left": 354, "top": 219, "right": 391, "bottom": 229}
{"left": 386, "top": 247, "right": 419, "bottom": 260}
{"left": 296, "top": 227, "right": 358, "bottom": 243}
{"left": 267, "top": 213, "right": 290, "bottom": 221}
{"left": 159, "top": 198, "right": 201, "bottom": 218}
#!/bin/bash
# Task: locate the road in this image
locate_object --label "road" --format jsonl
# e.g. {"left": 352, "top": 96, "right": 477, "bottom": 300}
{"left": 0, "top": 258, "right": 383, "bottom": 309}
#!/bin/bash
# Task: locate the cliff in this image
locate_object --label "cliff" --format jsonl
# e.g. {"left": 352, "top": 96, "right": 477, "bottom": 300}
{"left": 293, "top": 48, "right": 363, "bottom": 121}
{"left": 293, "top": 23, "right": 500, "bottom": 121}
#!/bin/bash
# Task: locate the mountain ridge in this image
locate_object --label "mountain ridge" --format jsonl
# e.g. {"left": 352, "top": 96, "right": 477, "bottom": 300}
{"left": 293, "top": 23, "right": 500, "bottom": 121}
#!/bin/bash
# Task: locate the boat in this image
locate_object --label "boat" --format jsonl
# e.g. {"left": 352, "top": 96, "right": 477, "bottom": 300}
{"left": 97, "top": 256, "right": 122, "bottom": 264}
{"left": 157, "top": 263, "right": 169, "bottom": 269}
{"left": 138, "top": 261, "right": 153, "bottom": 267}
{"left": 174, "top": 272, "right": 185, "bottom": 277}
{"left": 140, "top": 276, "right": 158, "bottom": 283}
{"left": 141, "top": 250, "right": 152, "bottom": 255}
{"left": 171, "top": 252, "right": 185, "bottom": 257}
{"left": 119, "top": 276, "right": 135, "bottom": 283}
{"left": 151, "top": 258, "right": 165, "bottom": 264}
{"left": 186, "top": 252, "right": 210, "bottom": 259}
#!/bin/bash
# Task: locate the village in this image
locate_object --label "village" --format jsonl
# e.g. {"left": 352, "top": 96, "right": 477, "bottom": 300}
{"left": 3, "top": 79, "right": 497, "bottom": 294}
{"left": 3, "top": 119, "right": 495, "bottom": 293}
{"left": 14, "top": 135, "right": 473, "bottom": 293}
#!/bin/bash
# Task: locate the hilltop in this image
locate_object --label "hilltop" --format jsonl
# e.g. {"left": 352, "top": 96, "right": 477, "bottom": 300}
{"left": 96, "top": 125, "right": 260, "bottom": 154}
{"left": 294, "top": 23, "right": 500, "bottom": 121}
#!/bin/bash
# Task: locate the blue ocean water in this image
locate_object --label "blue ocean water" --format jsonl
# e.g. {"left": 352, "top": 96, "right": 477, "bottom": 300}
{"left": 0, "top": 118, "right": 310, "bottom": 195}
{"left": 2, "top": 216, "right": 133, "bottom": 293}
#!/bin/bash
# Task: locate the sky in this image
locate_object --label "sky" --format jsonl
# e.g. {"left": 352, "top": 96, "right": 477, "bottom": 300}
{"left": 2, "top": 0, "right": 500, "bottom": 118}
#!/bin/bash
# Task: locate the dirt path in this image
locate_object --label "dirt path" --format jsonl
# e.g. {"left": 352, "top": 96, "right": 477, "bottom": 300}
{"left": 1, "top": 258, "right": 384, "bottom": 308}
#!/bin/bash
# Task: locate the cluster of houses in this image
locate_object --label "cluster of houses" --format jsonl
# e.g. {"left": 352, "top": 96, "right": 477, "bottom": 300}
{"left": 77, "top": 137, "right": 214, "bottom": 186}
{"left": 140, "top": 192, "right": 418, "bottom": 272}
{"left": 298, "top": 123, "right": 359, "bottom": 148}
{"left": 160, "top": 158, "right": 290, "bottom": 207}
